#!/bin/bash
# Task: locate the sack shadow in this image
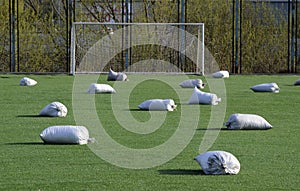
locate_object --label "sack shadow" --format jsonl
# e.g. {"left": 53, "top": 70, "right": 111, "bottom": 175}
{"left": 197, "top": 128, "right": 271, "bottom": 131}
{"left": 17, "top": 114, "right": 52, "bottom": 118}
{"left": 128, "top": 108, "right": 143, "bottom": 111}
{"left": 127, "top": 109, "right": 168, "bottom": 112}
{"left": 5, "top": 142, "right": 80, "bottom": 145}
{"left": 196, "top": 128, "right": 229, "bottom": 131}
{"left": 5, "top": 142, "right": 44, "bottom": 145}
{"left": 158, "top": 169, "right": 205, "bottom": 176}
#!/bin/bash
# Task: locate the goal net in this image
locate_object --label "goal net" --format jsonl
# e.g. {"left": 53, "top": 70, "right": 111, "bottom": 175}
{"left": 70, "top": 22, "right": 205, "bottom": 75}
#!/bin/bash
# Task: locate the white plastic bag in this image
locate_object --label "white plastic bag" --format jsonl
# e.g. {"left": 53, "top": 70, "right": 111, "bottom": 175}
{"left": 194, "top": 151, "right": 240, "bottom": 175}
{"left": 107, "top": 68, "right": 128, "bottom": 81}
{"left": 187, "top": 87, "right": 221, "bottom": 105}
{"left": 224, "top": 113, "right": 272, "bottom": 130}
{"left": 87, "top": 83, "right": 116, "bottom": 94}
{"left": 138, "top": 99, "right": 177, "bottom": 111}
{"left": 179, "top": 79, "right": 205, "bottom": 89}
{"left": 20, "top": 77, "right": 37, "bottom": 86}
{"left": 39, "top": 102, "right": 68, "bottom": 117}
{"left": 40, "top": 125, "right": 94, "bottom": 145}
{"left": 212, "top": 71, "right": 229, "bottom": 78}
{"left": 250, "top": 83, "right": 279, "bottom": 93}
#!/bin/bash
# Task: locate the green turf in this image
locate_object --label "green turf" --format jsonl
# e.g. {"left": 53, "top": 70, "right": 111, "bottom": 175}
{"left": 1, "top": 74, "right": 300, "bottom": 190}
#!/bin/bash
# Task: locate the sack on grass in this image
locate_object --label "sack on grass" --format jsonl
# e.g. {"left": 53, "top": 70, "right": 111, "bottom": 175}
{"left": 294, "top": 78, "right": 300, "bottom": 85}
{"left": 179, "top": 79, "right": 205, "bottom": 89}
{"left": 39, "top": 102, "right": 67, "bottom": 117}
{"left": 212, "top": 71, "right": 229, "bottom": 78}
{"left": 138, "top": 99, "right": 177, "bottom": 111}
{"left": 224, "top": 113, "right": 272, "bottom": 130}
{"left": 187, "top": 87, "right": 221, "bottom": 105}
{"left": 194, "top": 151, "right": 240, "bottom": 175}
{"left": 87, "top": 83, "right": 116, "bottom": 94}
{"left": 250, "top": 83, "right": 279, "bottom": 93}
{"left": 20, "top": 77, "right": 37, "bottom": 86}
{"left": 107, "top": 68, "right": 128, "bottom": 81}
{"left": 40, "top": 125, "right": 94, "bottom": 145}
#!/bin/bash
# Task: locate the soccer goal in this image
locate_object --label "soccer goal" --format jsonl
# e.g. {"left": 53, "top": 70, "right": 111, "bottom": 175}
{"left": 70, "top": 22, "right": 205, "bottom": 75}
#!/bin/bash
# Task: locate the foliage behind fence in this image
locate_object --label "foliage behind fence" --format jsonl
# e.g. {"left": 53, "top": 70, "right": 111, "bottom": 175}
{"left": 0, "top": 0, "right": 299, "bottom": 74}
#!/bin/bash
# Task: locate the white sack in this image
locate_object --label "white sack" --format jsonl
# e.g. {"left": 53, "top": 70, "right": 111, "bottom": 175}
{"left": 20, "top": 77, "right": 37, "bottom": 86}
{"left": 194, "top": 151, "right": 240, "bottom": 175}
{"left": 107, "top": 68, "right": 128, "bottom": 81}
{"left": 39, "top": 102, "right": 68, "bottom": 117}
{"left": 212, "top": 71, "right": 229, "bottom": 78}
{"left": 179, "top": 79, "right": 205, "bottom": 89}
{"left": 40, "top": 125, "right": 93, "bottom": 145}
{"left": 187, "top": 87, "right": 221, "bottom": 105}
{"left": 294, "top": 78, "right": 300, "bottom": 85}
{"left": 138, "top": 99, "right": 177, "bottom": 111}
{"left": 250, "top": 83, "right": 279, "bottom": 93}
{"left": 87, "top": 83, "right": 116, "bottom": 94}
{"left": 224, "top": 113, "right": 272, "bottom": 130}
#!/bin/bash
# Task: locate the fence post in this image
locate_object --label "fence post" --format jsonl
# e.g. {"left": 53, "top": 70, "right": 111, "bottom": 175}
{"left": 10, "top": 0, "right": 16, "bottom": 72}
{"left": 239, "top": 0, "right": 242, "bottom": 73}
{"left": 235, "top": 0, "right": 239, "bottom": 74}
{"left": 180, "top": 0, "right": 185, "bottom": 72}
{"left": 295, "top": 0, "right": 298, "bottom": 73}
{"left": 70, "top": 24, "right": 76, "bottom": 75}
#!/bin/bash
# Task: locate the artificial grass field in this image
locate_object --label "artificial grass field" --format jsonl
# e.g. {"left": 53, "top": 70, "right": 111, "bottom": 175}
{"left": 0, "top": 74, "right": 300, "bottom": 190}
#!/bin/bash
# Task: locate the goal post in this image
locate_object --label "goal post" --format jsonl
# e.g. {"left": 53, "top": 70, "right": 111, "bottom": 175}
{"left": 70, "top": 22, "right": 205, "bottom": 75}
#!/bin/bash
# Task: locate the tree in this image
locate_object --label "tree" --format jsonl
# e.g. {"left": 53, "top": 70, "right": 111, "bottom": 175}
{"left": 186, "top": 0, "right": 288, "bottom": 73}
{"left": 0, "top": 0, "right": 296, "bottom": 73}
{"left": 240, "top": 1, "right": 288, "bottom": 73}
{"left": 0, "top": 1, "right": 10, "bottom": 72}
{"left": 186, "top": 0, "right": 232, "bottom": 71}
{"left": 17, "top": 0, "right": 69, "bottom": 72}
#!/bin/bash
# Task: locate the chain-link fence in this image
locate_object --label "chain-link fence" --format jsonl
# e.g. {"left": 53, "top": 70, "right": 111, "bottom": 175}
{"left": 0, "top": 0, "right": 299, "bottom": 74}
